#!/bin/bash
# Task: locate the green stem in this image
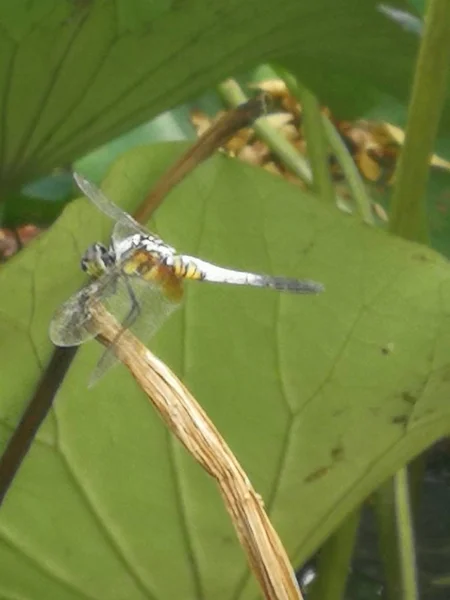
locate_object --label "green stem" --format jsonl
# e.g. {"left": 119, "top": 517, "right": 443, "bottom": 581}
{"left": 321, "top": 117, "right": 374, "bottom": 225}
{"left": 279, "top": 72, "right": 335, "bottom": 204}
{"left": 273, "top": 66, "right": 374, "bottom": 224}
{"left": 389, "top": 0, "right": 450, "bottom": 242}
{"left": 308, "top": 508, "right": 360, "bottom": 600}
{"left": 374, "top": 471, "right": 419, "bottom": 600}
{"left": 374, "top": 478, "right": 402, "bottom": 600}
{"left": 217, "top": 79, "right": 312, "bottom": 184}
{"left": 395, "top": 468, "right": 419, "bottom": 600}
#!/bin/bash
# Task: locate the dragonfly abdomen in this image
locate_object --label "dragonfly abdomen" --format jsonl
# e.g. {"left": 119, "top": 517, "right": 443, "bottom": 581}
{"left": 247, "top": 274, "right": 324, "bottom": 294}
{"left": 179, "top": 255, "right": 324, "bottom": 294}
{"left": 213, "top": 270, "right": 324, "bottom": 293}
{"left": 170, "top": 256, "right": 205, "bottom": 280}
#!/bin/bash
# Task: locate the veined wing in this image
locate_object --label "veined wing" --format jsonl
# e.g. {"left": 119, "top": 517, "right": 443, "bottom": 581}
{"left": 50, "top": 258, "right": 181, "bottom": 383}
{"left": 88, "top": 268, "right": 181, "bottom": 385}
{"left": 49, "top": 277, "right": 113, "bottom": 347}
{"left": 73, "top": 171, "right": 174, "bottom": 258}
{"left": 111, "top": 221, "right": 175, "bottom": 258}
{"left": 178, "top": 254, "right": 324, "bottom": 294}
{"left": 74, "top": 171, "right": 156, "bottom": 240}
{"left": 49, "top": 257, "right": 141, "bottom": 348}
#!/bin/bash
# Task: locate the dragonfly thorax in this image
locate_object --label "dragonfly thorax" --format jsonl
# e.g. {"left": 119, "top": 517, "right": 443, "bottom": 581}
{"left": 81, "top": 243, "right": 116, "bottom": 278}
{"left": 112, "top": 233, "right": 144, "bottom": 262}
{"left": 113, "top": 232, "right": 176, "bottom": 262}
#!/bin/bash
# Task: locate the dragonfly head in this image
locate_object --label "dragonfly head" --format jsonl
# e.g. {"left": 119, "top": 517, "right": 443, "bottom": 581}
{"left": 81, "top": 243, "right": 116, "bottom": 279}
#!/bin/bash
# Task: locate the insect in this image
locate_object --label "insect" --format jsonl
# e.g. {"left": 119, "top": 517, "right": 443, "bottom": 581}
{"left": 50, "top": 172, "right": 324, "bottom": 385}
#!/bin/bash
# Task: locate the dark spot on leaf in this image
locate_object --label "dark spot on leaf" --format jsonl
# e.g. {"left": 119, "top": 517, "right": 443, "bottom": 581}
{"left": 332, "top": 408, "right": 346, "bottom": 417}
{"left": 301, "top": 241, "right": 316, "bottom": 256}
{"left": 331, "top": 444, "right": 345, "bottom": 462}
{"left": 392, "top": 414, "right": 408, "bottom": 426}
{"left": 304, "top": 466, "right": 329, "bottom": 483}
{"left": 412, "top": 252, "right": 433, "bottom": 263}
{"left": 402, "top": 391, "right": 417, "bottom": 405}
{"left": 381, "top": 342, "right": 394, "bottom": 355}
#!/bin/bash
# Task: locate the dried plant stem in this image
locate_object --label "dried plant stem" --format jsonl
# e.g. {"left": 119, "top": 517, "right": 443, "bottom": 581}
{"left": 91, "top": 303, "right": 303, "bottom": 600}
{"left": 134, "top": 93, "right": 270, "bottom": 223}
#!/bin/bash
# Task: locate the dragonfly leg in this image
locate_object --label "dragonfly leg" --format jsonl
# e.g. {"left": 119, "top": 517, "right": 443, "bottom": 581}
{"left": 121, "top": 274, "right": 141, "bottom": 331}
{"left": 89, "top": 276, "right": 142, "bottom": 385}
{"left": 105, "top": 274, "right": 141, "bottom": 353}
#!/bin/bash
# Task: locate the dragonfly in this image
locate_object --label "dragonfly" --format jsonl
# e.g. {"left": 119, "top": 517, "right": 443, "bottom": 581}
{"left": 50, "top": 172, "right": 324, "bottom": 385}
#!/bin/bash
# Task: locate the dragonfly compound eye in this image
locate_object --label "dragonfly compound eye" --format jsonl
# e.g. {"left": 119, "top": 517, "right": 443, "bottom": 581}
{"left": 81, "top": 243, "right": 115, "bottom": 278}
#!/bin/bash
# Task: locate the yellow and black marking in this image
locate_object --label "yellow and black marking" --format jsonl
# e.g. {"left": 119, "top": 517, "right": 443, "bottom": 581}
{"left": 122, "top": 249, "right": 185, "bottom": 302}
{"left": 122, "top": 249, "right": 158, "bottom": 278}
{"left": 171, "top": 256, "right": 204, "bottom": 281}
{"left": 83, "top": 262, "right": 106, "bottom": 279}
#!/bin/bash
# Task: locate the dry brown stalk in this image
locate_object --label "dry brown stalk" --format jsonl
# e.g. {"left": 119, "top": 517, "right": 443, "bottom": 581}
{"left": 90, "top": 302, "right": 304, "bottom": 600}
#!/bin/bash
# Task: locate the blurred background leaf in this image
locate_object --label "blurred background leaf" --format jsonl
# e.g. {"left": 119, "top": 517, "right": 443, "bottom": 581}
{"left": 0, "top": 0, "right": 442, "bottom": 190}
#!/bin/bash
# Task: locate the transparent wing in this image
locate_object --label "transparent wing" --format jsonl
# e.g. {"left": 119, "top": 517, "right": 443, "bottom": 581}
{"left": 111, "top": 220, "right": 170, "bottom": 253}
{"left": 74, "top": 171, "right": 171, "bottom": 254}
{"left": 50, "top": 262, "right": 181, "bottom": 384}
{"left": 73, "top": 171, "right": 150, "bottom": 238}
{"left": 49, "top": 279, "right": 107, "bottom": 347}
{"left": 112, "top": 220, "right": 139, "bottom": 245}
{"left": 88, "top": 272, "right": 181, "bottom": 386}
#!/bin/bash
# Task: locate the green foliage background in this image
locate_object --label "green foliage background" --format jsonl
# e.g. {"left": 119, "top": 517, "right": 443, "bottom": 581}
{"left": 0, "top": 1, "right": 450, "bottom": 599}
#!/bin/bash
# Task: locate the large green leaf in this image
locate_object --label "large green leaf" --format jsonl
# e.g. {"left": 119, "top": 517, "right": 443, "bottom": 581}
{"left": 0, "top": 0, "right": 437, "bottom": 188}
{"left": 1, "top": 144, "right": 450, "bottom": 599}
